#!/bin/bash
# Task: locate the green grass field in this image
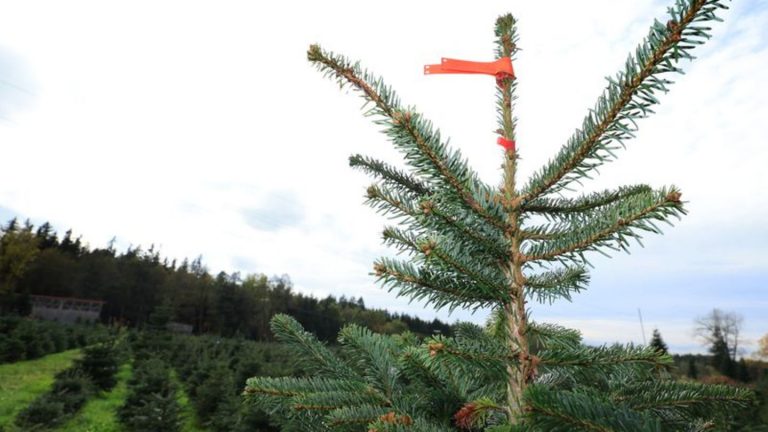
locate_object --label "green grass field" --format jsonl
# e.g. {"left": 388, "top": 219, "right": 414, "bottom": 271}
{"left": 0, "top": 349, "right": 82, "bottom": 429}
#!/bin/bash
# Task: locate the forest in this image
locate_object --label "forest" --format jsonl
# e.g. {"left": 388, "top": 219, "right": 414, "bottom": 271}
{"left": 0, "top": 217, "right": 450, "bottom": 341}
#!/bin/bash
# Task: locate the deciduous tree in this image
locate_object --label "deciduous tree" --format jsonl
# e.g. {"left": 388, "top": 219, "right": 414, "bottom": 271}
{"left": 695, "top": 308, "right": 743, "bottom": 361}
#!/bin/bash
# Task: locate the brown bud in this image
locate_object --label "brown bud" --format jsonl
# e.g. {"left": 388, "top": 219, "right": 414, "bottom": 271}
{"left": 666, "top": 20, "right": 677, "bottom": 31}
{"left": 393, "top": 110, "right": 411, "bottom": 126}
{"left": 666, "top": 190, "right": 682, "bottom": 203}
{"left": 454, "top": 403, "right": 478, "bottom": 429}
{"left": 419, "top": 240, "right": 436, "bottom": 256}
{"left": 420, "top": 200, "right": 434, "bottom": 215}
{"left": 379, "top": 412, "right": 397, "bottom": 424}
{"left": 373, "top": 263, "right": 386, "bottom": 276}
{"left": 366, "top": 186, "right": 379, "bottom": 199}
{"left": 527, "top": 354, "right": 541, "bottom": 382}
{"left": 667, "top": 20, "right": 681, "bottom": 42}
{"left": 428, "top": 342, "right": 445, "bottom": 357}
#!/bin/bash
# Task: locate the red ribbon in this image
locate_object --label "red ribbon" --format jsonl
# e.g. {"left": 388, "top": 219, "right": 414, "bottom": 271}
{"left": 425, "top": 57, "right": 517, "bottom": 151}
{"left": 424, "top": 57, "right": 514, "bottom": 80}
{"left": 497, "top": 137, "right": 515, "bottom": 151}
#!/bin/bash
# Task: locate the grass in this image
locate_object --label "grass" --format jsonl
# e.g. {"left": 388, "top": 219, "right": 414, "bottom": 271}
{"left": 166, "top": 370, "right": 207, "bottom": 432}
{"left": 172, "top": 371, "right": 208, "bottom": 432}
{"left": 0, "top": 349, "right": 81, "bottom": 429}
{"left": 55, "top": 363, "right": 132, "bottom": 432}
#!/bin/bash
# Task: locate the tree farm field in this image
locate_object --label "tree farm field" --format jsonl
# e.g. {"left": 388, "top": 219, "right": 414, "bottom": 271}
{"left": 0, "top": 350, "right": 81, "bottom": 428}
{"left": 0, "top": 347, "right": 231, "bottom": 432}
{"left": 0, "top": 323, "right": 299, "bottom": 432}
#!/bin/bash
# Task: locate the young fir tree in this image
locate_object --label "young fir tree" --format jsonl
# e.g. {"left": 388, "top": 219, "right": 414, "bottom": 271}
{"left": 688, "top": 357, "right": 699, "bottom": 380}
{"left": 709, "top": 325, "right": 735, "bottom": 378}
{"left": 650, "top": 329, "right": 669, "bottom": 355}
{"left": 245, "top": 0, "right": 753, "bottom": 429}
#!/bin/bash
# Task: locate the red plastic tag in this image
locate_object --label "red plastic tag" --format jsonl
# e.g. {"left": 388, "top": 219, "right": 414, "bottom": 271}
{"left": 497, "top": 137, "right": 516, "bottom": 151}
{"left": 424, "top": 57, "right": 514, "bottom": 79}
{"left": 425, "top": 57, "right": 517, "bottom": 151}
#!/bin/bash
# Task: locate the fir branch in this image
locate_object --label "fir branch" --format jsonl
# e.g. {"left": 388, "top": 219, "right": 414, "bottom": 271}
{"left": 522, "top": 185, "right": 653, "bottom": 218}
{"left": 365, "top": 184, "right": 420, "bottom": 222}
{"left": 538, "top": 344, "right": 671, "bottom": 370}
{"left": 494, "top": 14, "right": 520, "bottom": 147}
{"left": 338, "top": 324, "right": 401, "bottom": 401}
{"left": 292, "top": 390, "right": 390, "bottom": 412}
{"left": 524, "top": 0, "right": 729, "bottom": 199}
{"left": 424, "top": 334, "right": 511, "bottom": 379}
{"left": 367, "top": 186, "right": 509, "bottom": 261}
{"left": 612, "top": 381, "right": 754, "bottom": 425}
{"left": 373, "top": 258, "right": 505, "bottom": 312}
{"left": 400, "top": 346, "right": 468, "bottom": 406}
{"left": 427, "top": 240, "right": 509, "bottom": 295}
{"left": 349, "top": 154, "right": 433, "bottom": 197}
{"left": 525, "top": 266, "right": 590, "bottom": 304}
{"left": 381, "top": 226, "right": 422, "bottom": 256}
{"left": 525, "top": 385, "right": 663, "bottom": 431}
{"left": 527, "top": 322, "right": 583, "bottom": 351}
{"left": 423, "top": 200, "right": 511, "bottom": 260}
{"left": 308, "top": 44, "right": 507, "bottom": 232}
{"left": 269, "top": 314, "right": 357, "bottom": 380}
{"left": 523, "top": 187, "right": 686, "bottom": 264}
{"left": 381, "top": 227, "right": 509, "bottom": 299}
{"left": 366, "top": 414, "right": 455, "bottom": 432}
{"left": 243, "top": 376, "right": 369, "bottom": 399}
{"left": 325, "top": 404, "right": 393, "bottom": 427}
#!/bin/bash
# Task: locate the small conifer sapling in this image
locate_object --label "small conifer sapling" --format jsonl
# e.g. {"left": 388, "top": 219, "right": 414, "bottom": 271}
{"left": 245, "top": 1, "right": 754, "bottom": 429}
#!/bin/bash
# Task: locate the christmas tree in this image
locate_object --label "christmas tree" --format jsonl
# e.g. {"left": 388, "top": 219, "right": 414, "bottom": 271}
{"left": 245, "top": 0, "right": 752, "bottom": 429}
{"left": 649, "top": 329, "right": 669, "bottom": 356}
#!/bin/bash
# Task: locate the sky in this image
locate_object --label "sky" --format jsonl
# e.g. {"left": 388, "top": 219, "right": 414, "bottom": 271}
{"left": 0, "top": 0, "right": 766, "bottom": 355}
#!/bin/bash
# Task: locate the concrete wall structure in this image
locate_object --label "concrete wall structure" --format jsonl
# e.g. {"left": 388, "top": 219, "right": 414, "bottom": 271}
{"left": 30, "top": 295, "right": 104, "bottom": 324}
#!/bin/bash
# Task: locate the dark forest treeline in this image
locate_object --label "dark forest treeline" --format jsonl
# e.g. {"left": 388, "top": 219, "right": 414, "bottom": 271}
{"left": 0, "top": 218, "right": 450, "bottom": 340}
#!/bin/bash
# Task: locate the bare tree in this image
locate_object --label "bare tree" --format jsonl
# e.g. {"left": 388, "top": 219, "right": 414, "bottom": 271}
{"left": 757, "top": 334, "right": 768, "bottom": 360}
{"left": 694, "top": 308, "right": 743, "bottom": 360}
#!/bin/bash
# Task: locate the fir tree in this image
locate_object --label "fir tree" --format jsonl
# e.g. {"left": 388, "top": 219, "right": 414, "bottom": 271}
{"left": 246, "top": 0, "right": 753, "bottom": 429}
{"left": 76, "top": 341, "right": 120, "bottom": 391}
{"left": 688, "top": 357, "right": 699, "bottom": 380}
{"left": 710, "top": 325, "right": 735, "bottom": 378}
{"left": 650, "top": 329, "right": 669, "bottom": 355}
{"left": 736, "top": 358, "right": 750, "bottom": 383}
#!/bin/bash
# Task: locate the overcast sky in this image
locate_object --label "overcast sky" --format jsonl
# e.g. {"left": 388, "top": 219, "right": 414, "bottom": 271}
{"left": 1, "top": 0, "right": 766, "bottom": 354}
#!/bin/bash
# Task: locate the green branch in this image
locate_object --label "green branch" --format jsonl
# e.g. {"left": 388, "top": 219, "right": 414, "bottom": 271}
{"left": 523, "top": 185, "right": 653, "bottom": 217}
{"left": 308, "top": 45, "right": 507, "bottom": 232}
{"left": 524, "top": 0, "right": 729, "bottom": 199}
{"left": 523, "top": 187, "right": 686, "bottom": 264}
{"left": 373, "top": 258, "right": 505, "bottom": 312}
